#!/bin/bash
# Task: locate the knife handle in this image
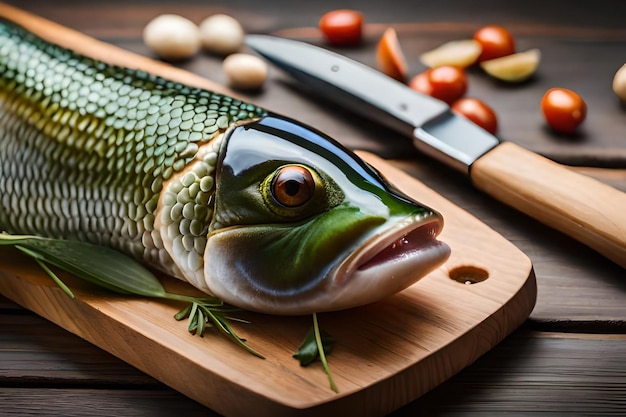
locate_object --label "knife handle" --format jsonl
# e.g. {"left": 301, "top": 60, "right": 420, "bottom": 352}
{"left": 471, "top": 142, "right": 626, "bottom": 268}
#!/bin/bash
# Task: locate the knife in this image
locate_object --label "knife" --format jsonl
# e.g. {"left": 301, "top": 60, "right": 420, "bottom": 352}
{"left": 245, "top": 34, "right": 626, "bottom": 268}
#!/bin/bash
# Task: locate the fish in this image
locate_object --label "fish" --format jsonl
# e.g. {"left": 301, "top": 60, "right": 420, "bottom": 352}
{"left": 0, "top": 18, "right": 450, "bottom": 315}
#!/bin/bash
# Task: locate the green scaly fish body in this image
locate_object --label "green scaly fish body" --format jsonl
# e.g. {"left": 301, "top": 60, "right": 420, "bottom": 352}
{"left": 0, "top": 19, "right": 261, "bottom": 281}
{"left": 0, "top": 19, "right": 450, "bottom": 315}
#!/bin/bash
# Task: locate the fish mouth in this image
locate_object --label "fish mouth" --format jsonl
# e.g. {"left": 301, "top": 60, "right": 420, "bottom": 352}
{"left": 334, "top": 214, "right": 450, "bottom": 293}
{"left": 357, "top": 220, "right": 444, "bottom": 271}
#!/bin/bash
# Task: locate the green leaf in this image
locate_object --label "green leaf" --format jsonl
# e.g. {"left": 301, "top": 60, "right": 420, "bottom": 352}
{"left": 293, "top": 323, "right": 335, "bottom": 366}
{"left": 0, "top": 233, "right": 39, "bottom": 245}
{"left": 202, "top": 305, "right": 265, "bottom": 358}
{"left": 187, "top": 302, "right": 199, "bottom": 332}
{"left": 0, "top": 233, "right": 167, "bottom": 298}
{"left": 197, "top": 308, "right": 206, "bottom": 337}
{"left": 174, "top": 303, "right": 193, "bottom": 321}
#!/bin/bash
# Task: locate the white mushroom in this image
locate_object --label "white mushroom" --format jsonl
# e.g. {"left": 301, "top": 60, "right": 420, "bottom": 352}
{"left": 199, "top": 14, "right": 245, "bottom": 56}
{"left": 223, "top": 53, "right": 268, "bottom": 90}
{"left": 143, "top": 14, "right": 200, "bottom": 60}
{"left": 613, "top": 63, "right": 626, "bottom": 102}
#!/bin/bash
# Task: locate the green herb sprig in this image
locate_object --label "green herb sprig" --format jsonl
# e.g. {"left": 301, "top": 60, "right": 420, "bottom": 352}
{"left": 0, "top": 233, "right": 260, "bottom": 356}
{"left": 174, "top": 300, "right": 263, "bottom": 358}
{"left": 293, "top": 313, "right": 338, "bottom": 392}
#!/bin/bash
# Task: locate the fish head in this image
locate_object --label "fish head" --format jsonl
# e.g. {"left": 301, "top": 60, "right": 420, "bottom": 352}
{"left": 205, "top": 115, "right": 450, "bottom": 315}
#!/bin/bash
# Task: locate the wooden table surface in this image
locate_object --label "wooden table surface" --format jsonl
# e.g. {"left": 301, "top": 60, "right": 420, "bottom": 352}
{"left": 2, "top": 0, "right": 625, "bottom": 415}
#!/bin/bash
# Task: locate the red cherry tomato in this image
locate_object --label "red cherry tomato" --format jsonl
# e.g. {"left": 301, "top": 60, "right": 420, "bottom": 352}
{"left": 409, "top": 66, "right": 467, "bottom": 104}
{"left": 451, "top": 97, "right": 498, "bottom": 134}
{"left": 319, "top": 10, "right": 363, "bottom": 46}
{"left": 473, "top": 25, "right": 515, "bottom": 62}
{"left": 408, "top": 71, "right": 434, "bottom": 96}
{"left": 541, "top": 88, "right": 587, "bottom": 134}
{"left": 428, "top": 66, "right": 468, "bottom": 104}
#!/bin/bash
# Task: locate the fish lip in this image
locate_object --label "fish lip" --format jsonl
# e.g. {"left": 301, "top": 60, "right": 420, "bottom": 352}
{"left": 334, "top": 213, "right": 448, "bottom": 286}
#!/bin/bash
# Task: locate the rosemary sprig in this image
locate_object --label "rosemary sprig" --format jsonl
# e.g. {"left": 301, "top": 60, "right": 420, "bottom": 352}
{"left": 174, "top": 299, "right": 264, "bottom": 358}
{"left": 0, "top": 233, "right": 261, "bottom": 357}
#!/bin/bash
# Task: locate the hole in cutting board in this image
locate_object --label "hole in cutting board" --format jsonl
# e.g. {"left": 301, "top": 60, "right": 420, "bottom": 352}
{"left": 448, "top": 265, "right": 489, "bottom": 285}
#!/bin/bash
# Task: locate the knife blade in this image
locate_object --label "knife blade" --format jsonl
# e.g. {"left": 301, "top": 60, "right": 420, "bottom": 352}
{"left": 246, "top": 34, "right": 626, "bottom": 268}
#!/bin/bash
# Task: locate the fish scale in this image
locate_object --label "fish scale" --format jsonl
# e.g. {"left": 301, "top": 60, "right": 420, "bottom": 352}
{"left": 0, "top": 19, "right": 266, "bottom": 279}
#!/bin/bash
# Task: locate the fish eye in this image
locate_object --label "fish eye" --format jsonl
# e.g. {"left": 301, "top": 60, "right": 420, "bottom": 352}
{"left": 271, "top": 165, "right": 316, "bottom": 208}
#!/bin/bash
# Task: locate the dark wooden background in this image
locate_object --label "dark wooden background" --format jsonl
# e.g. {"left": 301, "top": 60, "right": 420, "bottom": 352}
{"left": 1, "top": 0, "right": 626, "bottom": 415}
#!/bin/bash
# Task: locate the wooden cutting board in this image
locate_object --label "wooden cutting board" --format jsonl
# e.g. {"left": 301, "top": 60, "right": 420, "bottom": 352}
{"left": 0, "top": 4, "right": 536, "bottom": 416}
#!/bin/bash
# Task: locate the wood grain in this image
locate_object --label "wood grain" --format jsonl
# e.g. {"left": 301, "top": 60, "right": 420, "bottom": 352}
{"left": 471, "top": 142, "right": 626, "bottom": 268}
{"left": 400, "top": 330, "right": 626, "bottom": 416}
{"left": 3, "top": 314, "right": 626, "bottom": 416}
{"left": 0, "top": 313, "right": 158, "bottom": 386}
{"left": 0, "top": 389, "right": 216, "bottom": 416}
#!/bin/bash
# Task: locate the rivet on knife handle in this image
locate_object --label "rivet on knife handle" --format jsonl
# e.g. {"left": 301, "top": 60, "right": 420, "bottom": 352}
{"left": 471, "top": 142, "right": 626, "bottom": 268}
